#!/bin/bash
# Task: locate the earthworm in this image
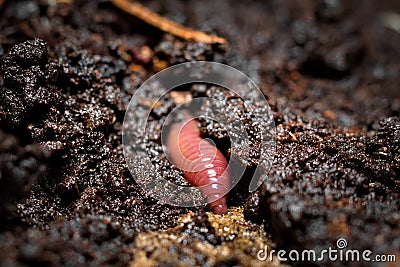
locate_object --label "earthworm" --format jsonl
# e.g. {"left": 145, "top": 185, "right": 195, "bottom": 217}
{"left": 166, "top": 112, "right": 230, "bottom": 214}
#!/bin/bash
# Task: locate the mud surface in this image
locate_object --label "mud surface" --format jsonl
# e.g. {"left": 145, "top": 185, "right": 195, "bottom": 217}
{"left": 0, "top": 0, "right": 399, "bottom": 266}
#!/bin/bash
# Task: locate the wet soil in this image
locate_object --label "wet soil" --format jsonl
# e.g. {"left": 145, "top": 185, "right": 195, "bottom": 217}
{"left": 0, "top": 0, "right": 399, "bottom": 266}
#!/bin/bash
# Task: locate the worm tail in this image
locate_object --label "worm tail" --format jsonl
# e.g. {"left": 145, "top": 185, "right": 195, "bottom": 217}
{"left": 166, "top": 112, "right": 230, "bottom": 214}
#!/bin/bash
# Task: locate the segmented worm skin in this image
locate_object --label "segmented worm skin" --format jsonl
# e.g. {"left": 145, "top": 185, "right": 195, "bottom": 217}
{"left": 166, "top": 114, "right": 230, "bottom": 214}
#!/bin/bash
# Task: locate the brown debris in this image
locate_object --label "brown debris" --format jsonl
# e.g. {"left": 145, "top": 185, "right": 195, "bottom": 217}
{"left": 130, "top": 208, "right": 282, "bottom": 267}
{"left": 170, "top": 91, "right": 193, "bottom": 105}
{"left": 324, "top": 109, "right": 337, "bottom": 121}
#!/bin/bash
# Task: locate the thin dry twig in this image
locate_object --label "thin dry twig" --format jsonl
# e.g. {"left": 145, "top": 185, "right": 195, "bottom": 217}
{"left": 48, "top": 0, "right": 74, "bottom": 4}
{"left": 110, "top": 0, "right": 226, "bottom": 44}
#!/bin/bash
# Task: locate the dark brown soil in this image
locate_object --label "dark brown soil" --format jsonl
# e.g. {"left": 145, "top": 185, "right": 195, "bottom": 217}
{"left": 0, "top": 0, "right": 399, "bottom": 266}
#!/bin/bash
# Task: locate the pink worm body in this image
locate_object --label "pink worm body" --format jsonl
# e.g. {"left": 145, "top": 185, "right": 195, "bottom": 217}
{"left": 166, "top": 114, "right": 230, "bottom": 214}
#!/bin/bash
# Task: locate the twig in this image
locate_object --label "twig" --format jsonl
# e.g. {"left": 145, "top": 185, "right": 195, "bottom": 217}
{"left": 48, "top": 0, "right": 74, "bottom": 4}
{"left": 110, "top": 0, "right": 226, "bottom": 44}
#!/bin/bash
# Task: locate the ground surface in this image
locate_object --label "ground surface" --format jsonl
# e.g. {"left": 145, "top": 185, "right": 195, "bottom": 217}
{"left": 0, "top": 0, "right": 399, "bottom": 266}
